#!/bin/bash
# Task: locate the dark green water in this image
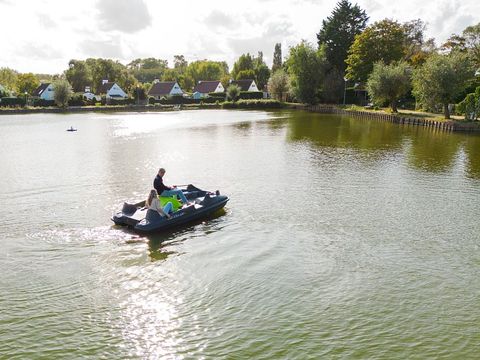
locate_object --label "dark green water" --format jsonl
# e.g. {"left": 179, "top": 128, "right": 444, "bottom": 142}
{"left": 1, "top": 110, "right": 479, "bottom": 359}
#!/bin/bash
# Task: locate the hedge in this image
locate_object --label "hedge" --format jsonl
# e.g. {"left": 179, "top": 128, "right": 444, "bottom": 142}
{"left": 33, "top": 99, "right": 55, "bottom": 107}
{"left": 222, "top": 99, "right": 283, "bottom": 109}
{"left": 0, "top": 97, "right": 26, "bottom": 107}
{"left": 238, "top": 91, "right": 263, "bottom": 100}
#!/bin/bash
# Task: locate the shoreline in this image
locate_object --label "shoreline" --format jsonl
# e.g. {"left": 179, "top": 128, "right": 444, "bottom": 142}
{"left": 1, "top": 103, "right": 478, "bottom": 133}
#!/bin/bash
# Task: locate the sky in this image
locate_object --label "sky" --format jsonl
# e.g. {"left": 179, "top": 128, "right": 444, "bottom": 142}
{"left": 0, "top": 0, "right": 479, "bottom": 74}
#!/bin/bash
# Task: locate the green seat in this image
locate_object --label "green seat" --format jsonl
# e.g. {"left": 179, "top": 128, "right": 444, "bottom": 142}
{"left": 159, "top": 195, "right": 182, "bottom": 211}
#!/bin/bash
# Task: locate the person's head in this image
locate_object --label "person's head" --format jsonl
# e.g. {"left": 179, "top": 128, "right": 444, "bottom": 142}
{"left": 158, "top": 168, "right": 166, "bottom": 176}
{"left": 147, "top": 189, "right": 158, "bottom": 206}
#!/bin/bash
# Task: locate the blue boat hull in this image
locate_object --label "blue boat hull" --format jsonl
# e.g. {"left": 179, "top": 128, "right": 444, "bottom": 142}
{"left": 112, "top": 185, "right": 228, "bottom": 234}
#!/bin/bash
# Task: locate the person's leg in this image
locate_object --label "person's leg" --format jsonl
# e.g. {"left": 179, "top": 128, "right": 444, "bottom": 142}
{"left": 162, "top": 189, "right": 188, "bottom": 203}
{"left": 163, "top": 202, "right": 173, "bottom": 215}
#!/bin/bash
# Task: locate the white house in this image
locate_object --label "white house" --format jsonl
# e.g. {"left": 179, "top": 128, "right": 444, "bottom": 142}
{"left": 193, "top": 80, "right": 225, "bottom": 97}
{"left": 230, "top": 79, "right": 259, "bottom": 92}
{"left": 98, "top": 80, "right": 127, "bottom": 99}
{"left": 148, "top": 81, "right": 184, "bottom": 100}
{"left": 33, "top": 83, "right": 55, "bottom": 100}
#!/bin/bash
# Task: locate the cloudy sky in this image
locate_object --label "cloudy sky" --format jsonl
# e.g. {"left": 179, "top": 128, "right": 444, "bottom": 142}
{"left": 0, "top": 0, "right": 478, "bottom": 74}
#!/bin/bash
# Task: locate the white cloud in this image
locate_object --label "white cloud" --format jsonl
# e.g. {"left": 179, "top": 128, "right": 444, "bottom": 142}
{"left": 96, "top": 0, "right": 152, "bottom": 33}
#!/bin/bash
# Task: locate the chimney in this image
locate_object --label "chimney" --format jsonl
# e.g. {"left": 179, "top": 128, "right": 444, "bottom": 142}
{"left": 153, "top": 79, "right": 159, "bottom": 84}
{"left": 102, "top": 79, "right": 108, "bottom": 85}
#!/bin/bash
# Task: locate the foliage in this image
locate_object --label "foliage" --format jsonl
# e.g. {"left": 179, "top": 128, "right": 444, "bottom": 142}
{"left": 345, "top": 19, "right": 406, "bottom": 82}
{"left": 366, "top": 61, "right": 411, "bottom": 112}
{"left": 0, "top": 97, "right": 25, "bottom": 107}
{"left": 33, "top": 99, "right": 55, "bottom": 107}
{"left": 320, "top": 68, "right": 345, "bottom": 103}
{"left": 285, "top": 41, "right": 327, "bottom": 104}
{"left": 53, "top": 79, "right": 72, "bottom": 108}
{"left": 317, "top": 0, "right": 368, "bottom": 73}
{"left": 0, "top": 67, "right": 18, "bottom": 93}
{"left": 236, "top": 69, "right": 256, "bottom": 80}
{"left": 402, "top": 19, "right": 437, "bottom": 67}
{"left": 222, "top": 99, "right": 284, "bottom": 109}
{"left": 412, "top": 52, "right": 473, "bottom": 118}
{"left": 442, "top": 22, "right": 480, "bottom": 68}
{"left": 457, "top": 86, "right": 480, "bottom": 120}
{"left": 127, "top": 58, "right": 169, "bottom": 83}
{"left": 68, "top": 94, "right": 86, "bottom": 107}
{"left": 272, "top": 43, "right": 283, "bottom": 73}
{"left": 231, "top": 52, "right": 270, "bottom": 89}
{"left": 267, "top": 69, "right": 290, "bottom": 101}
{"left": 226, "top": 84, "right": 241, "bottom": 102}
{"left": 185, "top": 60, "right": 229, "bottom": 91}
{"left": 84, "top": 58, "right": 138, "bottom": 93}
{"left": 238, "top": 91, "right": 263, "bottom": 100}
{"left": 16, "top": 73, "right": 40, "bottom": 95}
{"left": 65, "top": 60, "right": 93, "bottom": 92}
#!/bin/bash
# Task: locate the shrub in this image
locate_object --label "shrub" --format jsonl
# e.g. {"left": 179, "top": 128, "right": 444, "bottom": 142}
{"left": 0, "top": 97, "right": 25, "bottom": 107}
{"left": 226, "top": 84, "right": 241, "bottom": 102}
{"left": 222, "top": 99, "right": 283, "bottom": 109}
{"left": 149, "top": 96, "right": 156, "bottom": 104}
{"left": 238, "top": 91, "right": 263, "bottom": 100}
{"left": 33, "top": 99, "right": 55, "bottom": 107}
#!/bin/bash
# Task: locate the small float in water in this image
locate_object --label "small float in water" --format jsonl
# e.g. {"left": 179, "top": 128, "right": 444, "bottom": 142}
{"left": 112, "top": 184, "right": 229, "bottom": 234}
{"left": 66, "top": 126, "right": 77, "bottom": 132}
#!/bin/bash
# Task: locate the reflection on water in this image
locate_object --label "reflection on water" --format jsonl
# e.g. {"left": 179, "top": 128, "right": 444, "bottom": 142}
{"left": 2, "top": 110, "right": 480, "bottom": 358}
{"left": 286, "top": 110, "right": 480, "bottom": 178}
{"left": 146, "top": 208, "right": 228, "bottom": 262}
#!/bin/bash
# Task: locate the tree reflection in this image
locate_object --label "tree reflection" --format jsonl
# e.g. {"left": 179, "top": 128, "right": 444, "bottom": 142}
{"left": 463, "top": 134, "right": 480, "bottom": 179}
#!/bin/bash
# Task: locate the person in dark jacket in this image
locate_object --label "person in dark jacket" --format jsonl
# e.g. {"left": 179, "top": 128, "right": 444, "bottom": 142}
{"left": 154, "top": 168, "right": 189, "bottom": 204}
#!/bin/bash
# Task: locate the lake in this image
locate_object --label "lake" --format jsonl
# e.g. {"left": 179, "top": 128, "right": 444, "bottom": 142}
{"left": 1, "top": 109, "right": 480, "bottom": 358}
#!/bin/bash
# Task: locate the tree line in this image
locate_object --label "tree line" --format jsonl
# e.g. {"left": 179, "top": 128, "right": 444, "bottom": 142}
{"left": 1, "top": 0, "right": 480, "bottom": 119}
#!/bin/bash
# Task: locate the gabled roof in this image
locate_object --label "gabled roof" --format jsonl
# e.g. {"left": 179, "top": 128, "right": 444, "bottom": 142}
{"left": 148, "top": 81, "right": 179, "bottom": 96}
{"left": 193, "top": 80, "right": 222, "bottom": 93}
{"left": 230, "top": 79, "right": 255, "bottom": 91}
{"left": 33, "top": 83, "right": 51, "bottom": 97}
{"left": 98, "top": 82, "right": 116, "bottom": 94}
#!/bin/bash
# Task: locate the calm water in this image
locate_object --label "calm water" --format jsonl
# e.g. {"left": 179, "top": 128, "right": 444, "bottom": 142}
{"left": 1, "top": 110, "right": 480, "bottom": 359}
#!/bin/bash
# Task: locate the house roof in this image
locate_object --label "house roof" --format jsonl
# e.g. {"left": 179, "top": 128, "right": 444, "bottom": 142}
{"left": 33, "top": 83, "right": 50, "bottom": 97}
{"left": 98, "top": 82, "right": 116, "bottom": 94}
{"left": 193, "top": 80, "right": 222, "bottom": 93}
{"left": 230, "top": 79, "right": 255, "bottom": 91}
{"left": 148, "top": 81, "right": 180, "bottom": 96}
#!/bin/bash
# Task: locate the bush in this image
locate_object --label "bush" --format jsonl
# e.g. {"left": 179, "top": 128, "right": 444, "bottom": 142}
{"left": 149, "top": 97, "right": 156, "bottom": 104}
{"left": 68, "top": 94, "right": 86, "bottom": 106}
{"left": 33, "top": 99, "right": 55, "bottom": 107}
{"left": 108, "top": 97, "right": 135, "bottom": 105}
{"left": 208, "top": 92, "right": 226, "bottom": 99}
{"left": 0, "top": 97, "right": 26, "bottom": 107}
{"left": 222, "top": 99, "right": 283, "bottom": 109}
{"left": 238, "top": 91, "right": 263, "bottom": 100}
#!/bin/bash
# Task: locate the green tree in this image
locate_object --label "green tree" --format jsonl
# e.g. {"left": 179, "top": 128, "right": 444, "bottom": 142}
{"left": 458, "top": 86, "right": 480, "bottom": 120}
{"left": 267, "top": 69, "right": 290, "bottom": 101}
{"left": 346, "top": 19, "right": 406, "bottom": 82}
{"left": 402, "top": 19, "right": 437, "bottom": 67}
{"left": 366, "top": 61, "right": 411, "bottom": 112}
{"left": 226, "top": 84, "right": 241, "bottom": 102}
{"left": 253, "top": 52, "right": 270, "bottom": 90}
{"left": 443, "top": 23, "right": 480, "bottom": 68}
{"left": 65, "top": 60, "right": 92, "bottom": 92}
{"left": 16, "top": 73, "right": 40, "bottom": 95}
{"left": 231, "top": 53, "right": 254, "bottom": 79}
{"left": 285, "top": 41, "right": 327, "bottom": 104}
{"left": 127, "top": 58, "right": 169, "bottom": 83}
{"left": 174, "top": 55, "right": 188, "bottom": 72}
{"left": 0, "top": 67, "right": 18, "bottom": 93}
{"left": 317, "top": 0, "right": 368, "bottom": 73}
{"left": 413, "top": 52, "right": 473, "bottom": 119}
{"left": 53, "top": 79, "right": 72, "bottom": 108}
{"left": 272, "top": 43, "right": 283, "bottom": 73}
{"left": 236, "top": 69, "right": 256, "bottom": 80}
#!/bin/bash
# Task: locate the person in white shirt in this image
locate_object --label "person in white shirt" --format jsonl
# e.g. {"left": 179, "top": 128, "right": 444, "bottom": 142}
{"left": 146, "top": 189, "right": 173, "bottom": 219}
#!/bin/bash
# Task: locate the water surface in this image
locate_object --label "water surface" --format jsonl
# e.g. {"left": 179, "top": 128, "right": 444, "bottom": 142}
{"left": 1, "top": 110, "right": 480, "bottom": 359}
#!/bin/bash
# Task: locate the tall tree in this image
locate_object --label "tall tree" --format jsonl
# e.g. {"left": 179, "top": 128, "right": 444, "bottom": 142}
{"left": 345, "top": 19, "right": 406, "bottom": 82}
{"left": 285, "top": 41, "right": 327, "bottom": 104}
{"left": 402, "top": 19, "right": 437, "bottom": 67}
{"left": 16, "top": 73, "right": 40, "bottom": 95}
{"left": 53, "top": 79, "right": 72, "bottom": 108}
{"left": 366, "top": 61, "right": 411, "bottom": 112}
{"left": 65, "top": 60, "right": 92, "bottom": 93}
{"left": 317, "top": 0, "right": 368, "bottom": 73}
{"left": 0, "top": 67, "right": 19, "bottom": 93}
{"left": 231, "top": 53, "right": 254, "bottom": 80}
{"left": 267, "top": 69, "right": 290, "bottom": 101}
{"left": 253, "top": 51, "right": 270, "bottom": 90}
{"left": 412, "top": 52, "right": 473, "bottom": 119}
{"left": 174, "top": 55, "right": 188, "bottom": 72}
{"left": 272, "top": 43, "right": 283, "bottom": 73}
